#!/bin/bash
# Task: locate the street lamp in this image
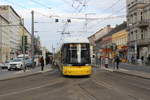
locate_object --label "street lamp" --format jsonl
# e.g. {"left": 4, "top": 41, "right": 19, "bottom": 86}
{"left": 128, "top": 23, "right": 137, "bottom": 61}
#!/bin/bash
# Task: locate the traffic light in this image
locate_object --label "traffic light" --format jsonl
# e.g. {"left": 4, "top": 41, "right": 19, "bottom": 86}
{"left": 22, "top": 36, "right": 28, "bottom": 52}
{"left": 55, "top": 19, "right": 59, "bottom": 22}
{"left": 24, "top": 36, "right": 27, "bottom": 46}
{"left": 67, "top": 19, "right": 71, "bottom": 23}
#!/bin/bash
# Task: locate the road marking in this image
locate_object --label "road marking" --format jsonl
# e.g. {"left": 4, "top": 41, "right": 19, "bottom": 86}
{"left": 0, "top": 80, "right": 63, "bottom": 97}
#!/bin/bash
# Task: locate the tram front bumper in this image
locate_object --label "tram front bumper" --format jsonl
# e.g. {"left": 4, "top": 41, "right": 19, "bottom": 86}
{"left": 62, "top": 66, "right": 92, "bottom": 76}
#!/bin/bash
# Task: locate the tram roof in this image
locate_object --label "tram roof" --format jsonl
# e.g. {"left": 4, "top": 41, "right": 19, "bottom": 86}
{"left": 63, "top": 37, "right": 89, "bottom": 44}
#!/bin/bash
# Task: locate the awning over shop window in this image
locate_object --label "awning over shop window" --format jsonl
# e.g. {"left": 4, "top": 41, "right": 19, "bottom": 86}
{"left": 102, "top": 48, "right": 112, "bottom": 52}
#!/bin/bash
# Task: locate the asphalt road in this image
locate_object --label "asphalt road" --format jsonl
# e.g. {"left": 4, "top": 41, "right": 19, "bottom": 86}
{"left": 0, "top": 68, "right": 150, "bottom": 100}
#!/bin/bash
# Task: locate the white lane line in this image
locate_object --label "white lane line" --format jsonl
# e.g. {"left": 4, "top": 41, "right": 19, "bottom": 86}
{"left": 0, "top": 80, "right": 63, "bottom": 97}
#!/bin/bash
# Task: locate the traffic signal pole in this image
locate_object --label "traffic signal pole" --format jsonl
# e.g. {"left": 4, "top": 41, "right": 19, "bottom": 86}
{"left": 31, "top": 11, "right": 35, "bottom": 67}
{"left": 22, "top": 19, "right": 26, "bottom": 72}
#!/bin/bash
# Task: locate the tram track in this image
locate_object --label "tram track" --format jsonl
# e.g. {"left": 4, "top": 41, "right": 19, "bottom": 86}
{"left": 77, "top": 84, "right": 98, "bottom": 100}
{"left": 0, "top": 69, "right": 150, "bottom": 100}
{"left": 0, "top": 70, "right": 64, "bottom": 97}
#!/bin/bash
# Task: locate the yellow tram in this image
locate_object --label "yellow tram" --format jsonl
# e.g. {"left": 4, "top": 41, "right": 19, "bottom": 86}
{"left": 58, "top": 37, "right": 92, "bottom": 76}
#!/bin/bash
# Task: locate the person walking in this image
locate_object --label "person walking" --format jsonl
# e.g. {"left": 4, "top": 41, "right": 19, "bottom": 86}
{"left": 141, "top": 56, "right": 144, "bottom": 64}
{"left": 131, "top": 56, "right": 134, "bottom": 64}
{"left": 40, "top": 56, "right": 45, "bottom": 71}
{"left": 104, "top": 57, "right": 109, "bottom": 68}
{"left": 147, "top": 54, "right": 150, "bottom": 65}
{"left": 115, "top": 56, "right": 120, "bottom": 69}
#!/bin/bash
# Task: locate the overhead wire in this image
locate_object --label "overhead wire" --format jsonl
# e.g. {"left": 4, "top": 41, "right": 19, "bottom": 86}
{"left": 87, "top": 0, "right": 126, "bottom": 29}
{"left": 101, "top": 0, "right": 122, "bottom": 13}
{"left": 29, "top": 0, "right": 51, "bottom": 9}
{"left": 62, "top": 0, "right": 78, "bottom": 12}
{"left": 4, "top": 0, "right": 27, "bottom": 9}
{"left": 88, "top": 6, "right": 126, "bottom": 30}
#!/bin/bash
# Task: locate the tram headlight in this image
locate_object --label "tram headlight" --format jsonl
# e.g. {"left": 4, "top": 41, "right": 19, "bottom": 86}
{"left": 66, "top": 64, "right": 72, "bottom": 66}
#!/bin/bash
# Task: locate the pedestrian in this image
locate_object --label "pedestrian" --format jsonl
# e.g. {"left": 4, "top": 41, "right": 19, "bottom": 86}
{"left": 141, "top": 56, "right": 144, "bottom": 64}
{"left": 147, "top": 54, "right": 150, "bottom": 65}
{"left": 131, "top": 56, "right": 134, "bottom": 64}
{"left": 38, "top": 56, "right": 41, "bottom": 66}
{"left": 114, "top": 56, "right": 120, "bottom": 69}
{"left": 40, "top": 56, "right": 44, "bottom": 71}
{"left": 104, "top": 57, "right": 109, "bottom": 68}
{"left": 99, "top": 56, "right": 102, "bottom": 67}
{"left": 46, "top": 56, "right": 50, "bottom": 65}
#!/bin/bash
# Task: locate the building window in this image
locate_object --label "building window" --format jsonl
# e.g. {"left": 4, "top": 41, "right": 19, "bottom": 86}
{"left": 141, "top": 34, "right": 144, "bottom": 40}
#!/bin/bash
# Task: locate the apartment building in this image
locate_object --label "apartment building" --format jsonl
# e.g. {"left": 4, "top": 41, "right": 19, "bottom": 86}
{"left": 0, "top": 5, "right": 22, "bottom": 58}
{"left": 88, "top": 25, "right": 113, "bottom": 53}
{"left": 112, "top": 22, "right": 128, "bottom": 62}
{"left": 127, "top": 0, "right": 150, "bottom": 60}
{"left": 0, "top": 15, "right": 10, "bottom": 63}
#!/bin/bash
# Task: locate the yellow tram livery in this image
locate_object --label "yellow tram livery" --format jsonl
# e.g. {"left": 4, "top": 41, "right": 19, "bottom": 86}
{"left": 58, "top": 37, "right": 92, "bottom": 76}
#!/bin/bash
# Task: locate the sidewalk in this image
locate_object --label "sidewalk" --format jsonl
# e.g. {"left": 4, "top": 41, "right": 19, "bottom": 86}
{"left": 120, "top": 63, "right": 150, "bottom": 73}
{"left": 0, "top": 65, "right": 53, "bottom": 81}
{"left": 100, "top": 63, "right": 150, "bottom": 79}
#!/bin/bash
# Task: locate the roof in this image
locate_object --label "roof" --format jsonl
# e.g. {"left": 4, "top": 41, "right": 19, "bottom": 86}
{"left": 88, "top": 25, "right": 112, "bottom": 39}
{"left": 63, "top": 36, "right": 89, "bottom": 44}
{"left": 0, "top": 14, "right": 9, "bottom": 23}
{"left": 96, "top": 21, "right": 127, "bottom": 42}
{"left": 22, "top": 25, "right": 31, "bottom": 36}
{"left": 0, "top": 5, "right": 21, "bottom": 19}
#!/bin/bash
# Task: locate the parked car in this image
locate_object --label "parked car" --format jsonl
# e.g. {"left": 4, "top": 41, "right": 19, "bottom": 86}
{"left": 8, "top": 58, "right": 24, "bottom": 71}
{"left": 25, "top": 59, "right": 35, "bottom": 68}
{"left": 2, "top": 60, "right": 13, "bottom": 69}
{"left": 0, "top": 63, "right": 6, "bottom": 69}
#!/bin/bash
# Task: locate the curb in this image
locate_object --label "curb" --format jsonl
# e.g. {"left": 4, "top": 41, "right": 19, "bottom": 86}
{"left": 0, "top": 68, "right": 53, "bottom": 81}
{"left": 114, "top": 71, "right": 150, "bottom": 80}
{"left": 101, "top": 68, "right": 150, "bottom": 80}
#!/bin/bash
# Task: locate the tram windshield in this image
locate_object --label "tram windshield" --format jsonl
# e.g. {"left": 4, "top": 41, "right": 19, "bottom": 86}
{"left": 61, "top": 43, "right": 91, "bottom": 65}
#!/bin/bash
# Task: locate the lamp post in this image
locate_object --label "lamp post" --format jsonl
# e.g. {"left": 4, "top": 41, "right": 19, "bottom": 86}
{"left": 21, "top": 18, "right": 26, "bottom": 72}
{"left": 129, "top": 24, "right": 137, "bottom": 61}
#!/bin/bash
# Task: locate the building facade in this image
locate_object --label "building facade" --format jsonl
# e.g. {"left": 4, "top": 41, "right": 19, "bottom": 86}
{"left": 88, "top": 25, "right": 113, "bottom": 54}
{"left": 112, "top": 22, "right": 128, "bottom": 62}
{"left": 0, "top": 5, "right": 22, "bottom": 58}
{"left": 93, "top": 22, "right": 127, "bottom": 61}
{"left": 88, "top": 25, "right": 113, "bottom": 64}
{"left": 0, "top": 15, "right": 10, "bottom": 63}
{"left": 127, "top": 0, "right": 150, "bottom": 61}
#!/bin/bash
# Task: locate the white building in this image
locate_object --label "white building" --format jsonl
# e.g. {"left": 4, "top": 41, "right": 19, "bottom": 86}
{"left": 0, "top": 5, "right": 22, "bottom": 58}
{"left": 127, "top": 0, "right": 150, "bottom": 60}
{"left": 0, "top": 15, "right": 10, "bottom": 63}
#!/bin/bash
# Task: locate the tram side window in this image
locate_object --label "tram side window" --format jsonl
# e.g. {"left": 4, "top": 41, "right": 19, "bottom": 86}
{"left": 62, "top": 44, "right": 69, "bottom": 64}
{"left": 81, "top": 44, "right": 91, "bottom": 64}
{"left": 69, "top": 45, "right": 78, "bottom": 64}
{"left": 61, "top": 47, "right": 67, "bottom": 63}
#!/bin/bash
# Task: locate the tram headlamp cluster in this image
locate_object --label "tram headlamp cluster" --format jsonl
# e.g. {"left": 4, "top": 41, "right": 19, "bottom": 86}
{"left": 66, "top": 64, "right": 72, "bottom": 66}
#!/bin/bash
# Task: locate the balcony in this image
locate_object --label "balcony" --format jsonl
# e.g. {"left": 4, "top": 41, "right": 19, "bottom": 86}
{"left": 128, "top": 38, "right": 150, "bottom": 47}
{"left": 137, "top": 20, "right": 149, "bottom": 28}
{"left": 137, "top": 38, "right": 150, "bottom": 46}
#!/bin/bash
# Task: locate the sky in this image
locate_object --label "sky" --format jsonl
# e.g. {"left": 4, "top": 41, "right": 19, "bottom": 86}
{"left": 0, "top": 0, "right": 126, "bottom": 52}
